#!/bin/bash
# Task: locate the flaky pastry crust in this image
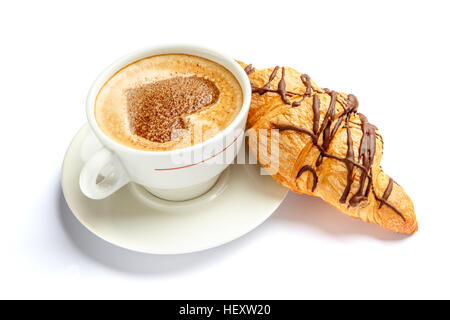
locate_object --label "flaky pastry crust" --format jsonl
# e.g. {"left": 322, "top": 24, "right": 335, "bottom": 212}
{"left": 239, "top": 61, "right": 417, "bottom": 234}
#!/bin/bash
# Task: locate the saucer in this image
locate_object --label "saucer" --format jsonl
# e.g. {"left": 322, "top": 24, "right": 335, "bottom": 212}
{"left": 61, "top": 125, "right": 288, "bottom": 254}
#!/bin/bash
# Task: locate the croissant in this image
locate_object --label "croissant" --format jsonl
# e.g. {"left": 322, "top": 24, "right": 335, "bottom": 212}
{"left": 238, "top": 62, "right": 417, "bottom": 234}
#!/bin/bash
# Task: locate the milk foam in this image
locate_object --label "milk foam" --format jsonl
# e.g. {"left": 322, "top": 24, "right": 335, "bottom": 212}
{"left": 94, "top": 54, "right": 243, "bottom": 151}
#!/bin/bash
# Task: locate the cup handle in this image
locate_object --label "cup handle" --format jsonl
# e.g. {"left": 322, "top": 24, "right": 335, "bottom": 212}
{"left": 79, "top": 148, "right": 130, "bottom": 199}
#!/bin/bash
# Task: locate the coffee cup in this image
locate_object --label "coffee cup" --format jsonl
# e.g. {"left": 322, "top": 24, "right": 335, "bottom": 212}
{"left": 79, "top": 45, "right": 251, "bottom": 201}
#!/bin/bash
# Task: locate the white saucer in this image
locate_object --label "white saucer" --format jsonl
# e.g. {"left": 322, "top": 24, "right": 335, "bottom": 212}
{"left": 62, "top": 125, "right": 288, "bottom": 254}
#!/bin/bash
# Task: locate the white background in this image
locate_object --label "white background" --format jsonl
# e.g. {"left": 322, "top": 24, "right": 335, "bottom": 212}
{"left": 0, "top": 0, "right": 449, "bottom": 299}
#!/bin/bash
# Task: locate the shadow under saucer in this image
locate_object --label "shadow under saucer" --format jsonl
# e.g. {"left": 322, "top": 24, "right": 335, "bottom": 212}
{"left": 58, "top": 186, "right": 270, "bottom": 275}
{"left": 272, "top": 191, "right": 409, "bottom": 241}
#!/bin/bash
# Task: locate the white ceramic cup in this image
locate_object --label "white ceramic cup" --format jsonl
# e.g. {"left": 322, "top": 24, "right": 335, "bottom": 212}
{"left": 79, "top": 45, "right": 251, "bottom": 201}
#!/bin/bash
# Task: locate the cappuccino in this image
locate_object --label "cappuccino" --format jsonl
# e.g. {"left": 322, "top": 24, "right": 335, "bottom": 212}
{"left": 95, "top": 54, "right": 243, "bottom": 151}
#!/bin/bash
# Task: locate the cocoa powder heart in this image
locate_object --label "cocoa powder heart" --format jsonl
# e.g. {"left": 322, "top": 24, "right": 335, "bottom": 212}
{"left": 126, "top": 76, "right": 219, "bottom": 143}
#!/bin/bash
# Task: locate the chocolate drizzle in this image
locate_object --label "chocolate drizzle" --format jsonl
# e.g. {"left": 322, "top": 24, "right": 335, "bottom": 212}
{"left": 316, "top": 90, "right": 337, "bottom": 167}
{"left": 301, "top": 74, "right": 312, "bottom": 96}
{"left": 297, "top": 165, "right": 318, "bottom": 192}
{"left": 252, "top": 66, "right": 315, "bottom": 99}
{"left": 379, "top": 178, "right": 394, "bottom": 209}
{"left": 244, "top": 64, "right": 255, "bottom": 75}
{"left": 277, "top": 67, "right": 291, "bottom": 105}
{"left": 312, "top": 95, "right": 320, "bottom": 134}
{"left": 292, "top": 74, "right": 318, "bottom": 107}
{"left": 348, "top": 113, "right": 377, "bottom": 206}
{"left": 339, "top": 113, "right": 355, "bottom": 204}
{"left": 373, "top": 178, "right": 406, "bottom": 221}
{"left": 252, "top": 66, "right": 279, "bottom": 95}
{"left": 245, "top": 64, "right": 404, "bottom": 220}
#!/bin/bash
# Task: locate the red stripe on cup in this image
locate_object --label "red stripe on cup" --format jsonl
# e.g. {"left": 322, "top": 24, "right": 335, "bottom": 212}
{"left": 154, "top": 132, "right": 242, "bottom": 171}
